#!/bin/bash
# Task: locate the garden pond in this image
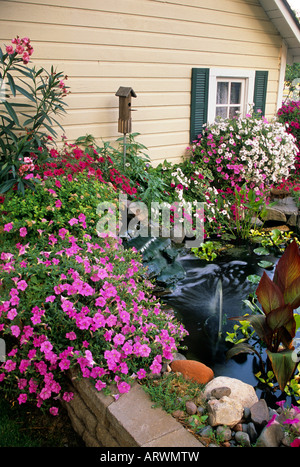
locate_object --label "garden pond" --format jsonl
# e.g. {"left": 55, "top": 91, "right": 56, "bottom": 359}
{"left": 125, "top": 234, "right": 300, "bottom": 405}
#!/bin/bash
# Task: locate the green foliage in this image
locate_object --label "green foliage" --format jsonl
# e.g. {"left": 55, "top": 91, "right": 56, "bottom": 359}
{"left": 0, "top": 173, "right": 118, "bottom": 244}
{"left": 0, "top": 36, "right": 69, "bottom": 194}
{"left": 227, "top": 240, "right": 300, "bottom": 392}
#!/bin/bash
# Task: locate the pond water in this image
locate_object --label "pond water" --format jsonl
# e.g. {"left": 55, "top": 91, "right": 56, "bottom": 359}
{"left": 162, "top": 244, "right": 281, "bottom": 395}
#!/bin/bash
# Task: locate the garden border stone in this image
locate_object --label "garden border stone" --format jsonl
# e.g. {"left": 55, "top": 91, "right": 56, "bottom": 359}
{"left": 63, "top": 370, "right": 204, "bottom": 448}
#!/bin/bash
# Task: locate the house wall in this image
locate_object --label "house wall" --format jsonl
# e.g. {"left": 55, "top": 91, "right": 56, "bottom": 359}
{"left": 0, "top": 0, "right": 283, "bottom": 165}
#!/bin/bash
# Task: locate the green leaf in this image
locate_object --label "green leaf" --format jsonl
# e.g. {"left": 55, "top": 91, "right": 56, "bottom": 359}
{"left": 6, "top": 73, "right": 16, "bottom": 96}
{"left": 256, "top": 271, "right": 284, "bottom": 315}
{"left": 247, "top": 274, "right": 261, "bottom": 284}
{"left": 0, "top": 178, "right": 17, "bottom": 193}
{"left": 14, "top": 84, "right": 36, "bottom": 102}
{"left": 3, "top": 101, "right": 19, "bottom": 125}
{"left": 254, "top": 247, "right": 270, "bottom": 256}
{"left": 266, "top": 349, "right": 297, "bottom": 391}
{"left": 226, "top": 342, "right": 256, "bottom": 360}
{"left": 258, "top": 260, "right": 274, "bottom": 269}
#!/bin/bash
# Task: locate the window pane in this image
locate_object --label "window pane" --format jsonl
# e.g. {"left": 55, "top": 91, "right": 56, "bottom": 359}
{"left": 216, "top": 106, "right": 228, "bottom": 119}
{"left": 217, "top": 82, "right": 228, "bottom": 104}
{"left": 230, "top": 82, "right": 241, "bottom": 104}
{"left": 229, "top": 106, "right": 240, "bottom": 118}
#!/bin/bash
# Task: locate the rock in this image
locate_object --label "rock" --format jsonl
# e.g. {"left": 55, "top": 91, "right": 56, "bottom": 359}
{"left": 232, "top": 423, "right": 243, "bottom": 432}
{"left": 235, "top": 431, "right": 251, "bottom": 447}
{"left": 243, "top": 407, "right": 251, "bottom": 420}
{"left": 199, "top": 425, "right": 214, "bottom": 438}
{"left": 247, "top": 422, "right": 258, "bottom": 444}
{"left": 170, "top": 359, "right": 214, "bottom": 385}
{"left": 265, "top": 207, "right": 287, "bottom": 222}
{"left": 203, "top": 377, "right": 258, "bottom": 409}
{"left": 216, "top": 425, "right": 232, "bottom": 442}
{"left": 207, "top": 396, "right": 244, "bottom": 428}
{"left": 256, "top": 423, "right": 284, "bottom": 447}
{"left": 250, "top": 399, "right": 269, "bottom": 427}
{"left": 211, "top": 386, "right": 231, "bottom": 399}
{"left": 186, "top": 400, "right": 197, "bottom": 415}
{"left": 172, "top": 410, "right": 185, "bottom": 419}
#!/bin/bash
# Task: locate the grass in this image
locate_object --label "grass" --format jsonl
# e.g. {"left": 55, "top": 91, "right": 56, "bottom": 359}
{"left": 0, "top": 394, "right": 85, "bottom": 447}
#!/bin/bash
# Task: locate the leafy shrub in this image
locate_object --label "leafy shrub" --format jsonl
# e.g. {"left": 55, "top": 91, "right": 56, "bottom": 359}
{"left": 0, "top": 172, "right": 118, "bottom": 244}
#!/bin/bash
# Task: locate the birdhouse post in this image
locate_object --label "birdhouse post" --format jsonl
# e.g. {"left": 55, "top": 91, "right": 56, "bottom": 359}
{"left": 115, "top": 86, "right": 137, "bottom": 168}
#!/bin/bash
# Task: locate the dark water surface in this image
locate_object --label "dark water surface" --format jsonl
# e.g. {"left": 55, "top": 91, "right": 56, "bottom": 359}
{"left": 163, "top": 245, "right": 280, "bottom": 389}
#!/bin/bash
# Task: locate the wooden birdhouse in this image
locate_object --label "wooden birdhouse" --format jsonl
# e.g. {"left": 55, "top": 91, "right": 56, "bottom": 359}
{"left": 115, "top": 86, "right": 137, "bottom": 134}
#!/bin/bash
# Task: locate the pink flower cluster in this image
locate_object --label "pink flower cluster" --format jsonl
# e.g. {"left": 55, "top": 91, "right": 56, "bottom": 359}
{"left": 267, "top": 400, "right": 300, "bottom": 447}
{"left": 6, "top": 36, "right": 34, "bottom": 64}
{"left": 0, "top": 224, "right": 188, "bottom": 415}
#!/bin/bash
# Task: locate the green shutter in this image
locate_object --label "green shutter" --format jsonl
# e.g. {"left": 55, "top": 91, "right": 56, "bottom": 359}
{"left": 190, "top": 68, "right": 209, "bottom": 142}
{"left": 253, "top": 71, "right": 268, "bottom": 115}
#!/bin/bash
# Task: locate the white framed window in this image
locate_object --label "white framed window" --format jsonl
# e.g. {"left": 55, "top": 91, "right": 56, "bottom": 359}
{"left": 207, "top": 68, "right": 255, "bottom": 124}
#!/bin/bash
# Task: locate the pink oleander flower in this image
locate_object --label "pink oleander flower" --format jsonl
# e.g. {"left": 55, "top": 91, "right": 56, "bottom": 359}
{"left": 6, "top": 45, "right": 14, "bottom": 55}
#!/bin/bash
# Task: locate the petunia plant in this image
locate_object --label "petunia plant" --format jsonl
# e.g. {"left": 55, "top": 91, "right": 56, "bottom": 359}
{"left": 0, "top": 220, "right": 188, "bottom": 415}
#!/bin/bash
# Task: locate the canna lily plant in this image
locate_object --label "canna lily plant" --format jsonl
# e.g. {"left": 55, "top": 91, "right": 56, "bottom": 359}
{"left": 227, "top": 239, "right": 300, "bottom": 391}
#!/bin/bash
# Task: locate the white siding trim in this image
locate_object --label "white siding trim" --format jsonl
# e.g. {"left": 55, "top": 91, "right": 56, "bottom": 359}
{"left": 277, "top": 39, "right": 288, "bottom": 109}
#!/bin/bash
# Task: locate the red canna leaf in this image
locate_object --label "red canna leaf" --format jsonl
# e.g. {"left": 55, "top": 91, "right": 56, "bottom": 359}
{"left": 256, "top": 271, "right": 284, "bottom": 315}
{"left": 284, "top": 275, "right": 300, "bottom": 310}
{"left": 266, "top": 349, "right": 297, "bottom": 391}
{"left": 273, "top": 240, "right": 300, "bottom": 292}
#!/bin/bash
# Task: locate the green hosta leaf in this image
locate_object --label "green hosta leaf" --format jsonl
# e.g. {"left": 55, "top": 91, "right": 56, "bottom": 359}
{"left": 266, "top": 349, "right": 297, "bottom": 391}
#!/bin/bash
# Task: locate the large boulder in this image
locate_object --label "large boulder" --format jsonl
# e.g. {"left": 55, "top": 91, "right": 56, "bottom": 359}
{"left": 207, "top": 396, "right": 244, "bottom": 428}
{"left": 203, "top": 376, "right": 259, "bottom": 409}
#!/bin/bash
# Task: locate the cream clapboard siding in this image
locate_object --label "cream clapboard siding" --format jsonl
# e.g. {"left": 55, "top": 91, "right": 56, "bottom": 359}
{"left": 0, "top": 0, "right": 283, "bottom": 165}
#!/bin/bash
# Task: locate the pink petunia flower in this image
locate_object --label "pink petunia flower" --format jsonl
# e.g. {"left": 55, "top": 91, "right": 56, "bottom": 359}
{"left": 4, "top": 223, "right": 13, "bottom": 232}
{"left": 19, "top": 227, "right": 27, "bottom": 237}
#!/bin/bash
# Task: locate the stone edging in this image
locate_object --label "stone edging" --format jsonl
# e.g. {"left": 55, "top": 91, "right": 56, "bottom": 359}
{"left": 63, "top": 371, "right": 204, "bottom": 448}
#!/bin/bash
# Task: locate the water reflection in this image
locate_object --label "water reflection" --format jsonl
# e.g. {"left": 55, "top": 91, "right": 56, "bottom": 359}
{"left": 163, "top": 247, "right": 279, "bottom": 386}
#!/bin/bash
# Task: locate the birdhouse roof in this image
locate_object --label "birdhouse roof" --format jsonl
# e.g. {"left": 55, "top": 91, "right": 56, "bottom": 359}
{"left": 115, "top": 86, "right": 137, "bottom": 98}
